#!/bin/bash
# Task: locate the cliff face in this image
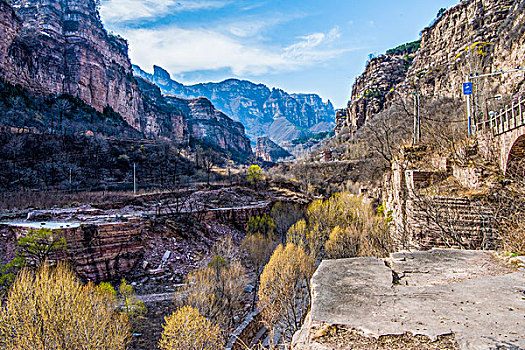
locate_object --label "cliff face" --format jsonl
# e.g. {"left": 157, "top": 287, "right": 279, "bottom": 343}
{"left": 136, "top": 77, "right": 188, "bottom": 143}
{"left": 256, "top": 136, "right": 293, "bottom": 163}
{"left": 134, "top": 65, "right": 335, "bottom": 144}
{"left": 338, "top": 0, "right": 522, "bottom": 134}
{"left": 0, "top": 0, "right": 253, "bottom": 160}
{"left": 0, "top": 221, "right": 145, "bottom": 282}
{"left": 1, "top": 0, "right": 142, "bottom": 129}
{"left": 0, "top": 2, "right": 21, "bottom": 70}
{"left": 491, "top": 1, "right": 525, "bottom": 96}
{"left": 137, "top": 78, "right": 252, "bottom": 158}
{"left": 185, "top": 97, "right": 253, "bottom": 157}
{"left": 404, "top": 0, "right": 516, "bottom": 99}
{"left": 342, "top": 55, "right": 410, "bottom": 131}
{"left": 291, "top": 93, "right": 335, "bottom": 126}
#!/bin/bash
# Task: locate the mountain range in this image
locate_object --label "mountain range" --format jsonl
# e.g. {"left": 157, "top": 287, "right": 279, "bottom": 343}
{"left": 133, "top": 65, "right": 335, "bottom": 145}
{"left": 0, "top": 0, "right": 252, "bottom": 160}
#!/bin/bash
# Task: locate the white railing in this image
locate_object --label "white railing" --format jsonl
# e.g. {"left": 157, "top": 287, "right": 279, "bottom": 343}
{"left": 487, "top": 95, "right": 525, "bottom": 136}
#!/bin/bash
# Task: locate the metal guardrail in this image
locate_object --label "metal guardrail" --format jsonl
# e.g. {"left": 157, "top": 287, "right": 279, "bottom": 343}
{"left": 487, "top": 96, "right": 525, "bottom": 136}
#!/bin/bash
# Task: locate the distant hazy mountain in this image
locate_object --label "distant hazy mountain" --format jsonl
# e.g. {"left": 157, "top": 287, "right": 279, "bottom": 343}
{"left": 134, "top": 65, "right": 335, "bottom": 144}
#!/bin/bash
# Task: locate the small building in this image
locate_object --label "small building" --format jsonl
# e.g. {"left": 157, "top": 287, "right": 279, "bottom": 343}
{"left": 323, "top": 149, "right": 333, "bottom": 162}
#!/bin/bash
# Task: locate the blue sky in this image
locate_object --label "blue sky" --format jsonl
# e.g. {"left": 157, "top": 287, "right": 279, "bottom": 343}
{"left": 100, "top": 0, "right": 458, "bottom": 108}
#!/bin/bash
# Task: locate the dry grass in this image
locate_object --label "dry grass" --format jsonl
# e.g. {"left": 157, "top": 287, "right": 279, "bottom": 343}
{"left": 314, "top": 326, "right": 459, "bottom": 350}
{"left": 0, "top": 190, "right": 139, "bottom": 211}
{"left": 498, "top": 219, "right": 525, "bottom": 255}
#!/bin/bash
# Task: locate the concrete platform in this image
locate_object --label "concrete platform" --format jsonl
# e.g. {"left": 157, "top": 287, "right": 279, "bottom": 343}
{"left": 293, "top": 249, "right": 525, "bottom": 350}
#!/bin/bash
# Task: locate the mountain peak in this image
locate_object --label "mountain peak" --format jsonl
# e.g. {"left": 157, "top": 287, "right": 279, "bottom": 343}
{"left": 153, "top": 65, "right": 176, "bottom": 86}
{"left": 134, "top": 64, "right": 336, "bottom": 146}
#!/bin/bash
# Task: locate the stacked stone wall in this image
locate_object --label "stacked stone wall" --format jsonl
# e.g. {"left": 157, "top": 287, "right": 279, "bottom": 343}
{"left": 384, "top": 161, "right": 494, "bottom": 251}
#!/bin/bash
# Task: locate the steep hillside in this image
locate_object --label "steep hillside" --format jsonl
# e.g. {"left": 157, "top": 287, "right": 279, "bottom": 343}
{"left": 340, "top": 55, "right": 411, "bottom": 131}
{"left": 0, "top": 0, "right": 253, "bottom": 160}
{"left": 134, "top": 65, "right": 335, "bottom": 144}
{"left": 256, "top": 137, "right": 293, "bottom": 163}
{"left": 403, "top": 0, "right": 516, "bottom": 99}
{"left": 337, "top": 0, "right": 522, "bottom": 134}
{"left": 0, "top": 0, "right": 142, "bottom": 128}
{"left": 137, "top": 78, "right": 252, "bottom": 159}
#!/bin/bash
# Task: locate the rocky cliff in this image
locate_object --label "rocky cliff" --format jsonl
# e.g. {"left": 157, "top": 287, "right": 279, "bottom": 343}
{"left": 137, "top": 78, "right": 252, "bottom": 158}
{"left": 337, "top": 0, "right": 522, "bottom": 134}
{"left": 186, "top": 97, "right": 253, "bottom": 157}
{"left": 134, "top": 65, "right": 335, "bottom": 144}
{"left": 0, "top": 0, "right": 253, "bottom": 160}
{"left": 340, "top": 55, "right": 410, "bottom": 132}
{"left": 135, "top": 77, "right": 188, "bottom": 143}
{"left": 0, "top": 2, "right": 21, "bottom": 71}
{"left": 0, "top": 221, "right": 145, "bottom": 282}
{"left": 399, "top": 0, "right": 516, "bottom": 103}
{"left": 0, "top": 0, "right": 142, "bottom": 129}
{"left": 255, "top": 137, "right": 293, "bottom": 163}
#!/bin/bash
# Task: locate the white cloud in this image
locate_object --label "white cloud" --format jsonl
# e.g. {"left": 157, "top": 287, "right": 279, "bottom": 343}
{"left": 228, "top": 21, "right": 269, "bottom": 38}
{"left": 120, "top": 25, "right": 349, "bottom": 77}
{"left": 226, "top": 16, "right": 296, "bottom": 38}
{"left": 284, "top": 27, "right": 342, "bottom": 61}
{"left": 100, "top": 0, "right": 231, "bottom": 22}
{"left": 124, "top": 27, "right": 290, "bottom": 76}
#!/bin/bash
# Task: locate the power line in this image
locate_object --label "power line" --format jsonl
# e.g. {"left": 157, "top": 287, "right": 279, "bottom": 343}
{"left": 420, "top": 116, "right": 468, "bottom": 123}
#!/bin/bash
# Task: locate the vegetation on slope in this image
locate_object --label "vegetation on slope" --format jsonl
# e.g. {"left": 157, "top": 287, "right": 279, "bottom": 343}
{"left": 0, "top": 264, "right": 131, "bottom": 350}
{"left": 386, "top": 40, "right": 421, "bottom": 56}
{"left": 0, "top": 79, "right": 140, "bottom": 138}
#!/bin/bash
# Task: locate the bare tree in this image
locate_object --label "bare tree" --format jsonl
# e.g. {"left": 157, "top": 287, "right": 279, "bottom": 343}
{"left": 200, "top": 150, "right": 217, "bottom": 186}
{"left": 359, "top": 98, "right": 412, "bottom": 164}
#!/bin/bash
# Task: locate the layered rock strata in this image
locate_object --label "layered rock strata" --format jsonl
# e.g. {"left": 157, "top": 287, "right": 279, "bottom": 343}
{"left": 0, "top": 200, "right": 272, "bottom": 282}
{"left": 2, "top": 0, "right": 142, "bottom": 128}
{"left": 0, "top": 221, "right": 145, "bottom": 281}
{"left": 0, "top": 0, "right": 253, "bottom": 160}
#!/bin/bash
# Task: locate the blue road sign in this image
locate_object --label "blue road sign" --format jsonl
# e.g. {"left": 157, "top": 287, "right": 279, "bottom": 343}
{"left": 463, "top": 82, "right": 473, "bottom": 95}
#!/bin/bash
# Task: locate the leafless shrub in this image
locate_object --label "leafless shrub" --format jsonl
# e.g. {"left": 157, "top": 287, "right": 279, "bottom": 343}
{"left": 358, "top": 97, "right": 413, "bottom": 164}
{"left": 486, "top": 160, "right": 525, "bottom": 254}
{"left": 407, "top": 189, "right": 494, "bottom": 250}
{"left": 182, "top": 257, "right": 247, "bottom": 332}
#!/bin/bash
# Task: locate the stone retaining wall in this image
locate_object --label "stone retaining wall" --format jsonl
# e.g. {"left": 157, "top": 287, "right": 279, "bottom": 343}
{"left": 384, "top": 161, "right": 494, "bottom": 250}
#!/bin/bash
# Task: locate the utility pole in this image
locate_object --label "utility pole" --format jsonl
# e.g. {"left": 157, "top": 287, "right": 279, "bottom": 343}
{"left": 413, "top": 91, "right": 421, "bottom": 145}
{"left": 69, "top": 168, "right": 72, "bottom": 192}
{"left": 465, "top": 67, "right": 525, "bottom": 135}
{"left": 133, "top": 163, "right": 137, "bottom": 195}
{"left": 465, "top": 76, "right": 473, "bottom": 136}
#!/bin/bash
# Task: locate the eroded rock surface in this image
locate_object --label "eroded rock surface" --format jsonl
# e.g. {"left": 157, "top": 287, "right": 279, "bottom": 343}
{"left": 336, "top": 0, "right": 523, "bottom": 135}
{"left": 0, "top": 0, "right": 254, "bottom": 160}
{"left": 0, "top": 221, "right": 145, "bottom": 281}
{"left": 293, "top": 249, "right": 525, "bottom": 350}
{"left": 2, "top": 0, "right": 142, "bottom": 127}
{"left": 343, "top": 55, "right": 410, "bottom": 131}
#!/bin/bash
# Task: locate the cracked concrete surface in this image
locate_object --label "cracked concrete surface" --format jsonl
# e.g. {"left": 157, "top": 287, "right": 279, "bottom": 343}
{"left": 293, "top": 249, "right": 525, "bottom": 350}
